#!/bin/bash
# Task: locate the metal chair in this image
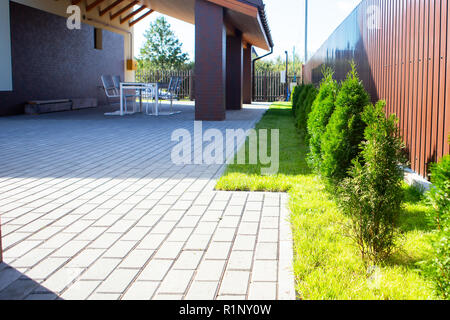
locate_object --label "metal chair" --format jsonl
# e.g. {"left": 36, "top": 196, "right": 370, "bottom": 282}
{"left": 111, "top": 75, "right": 140, "bottom": 113}
{"left": 102, "top": 75, "right": 133, "bottom": 114}
{"left": 158, "top": 77, "right": 182, "bottom": 115}
{"left": 142, "top": 84, "right": 157, "bottom": 115}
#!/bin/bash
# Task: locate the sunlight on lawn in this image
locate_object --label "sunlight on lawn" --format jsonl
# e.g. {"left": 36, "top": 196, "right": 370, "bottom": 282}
{"left": 216, "top": 102, "right": 437, "bottom": 300}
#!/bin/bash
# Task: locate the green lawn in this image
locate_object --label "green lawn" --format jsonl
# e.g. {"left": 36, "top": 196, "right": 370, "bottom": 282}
{"left": 216, "top": 102, "right": 437, "bottom": 300}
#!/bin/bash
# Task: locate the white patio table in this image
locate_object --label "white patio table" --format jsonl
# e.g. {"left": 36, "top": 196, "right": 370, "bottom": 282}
{"left": 104, "top": 82, "right": 160, "bottom": 116}
{"left": 119, "top": 82, "right": 159, "bottom": 116}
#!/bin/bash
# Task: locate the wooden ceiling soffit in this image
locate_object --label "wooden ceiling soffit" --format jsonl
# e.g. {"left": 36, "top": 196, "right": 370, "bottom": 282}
{"left": 99, "top": 0, "right": 124, "bottom": 16}
{"left": 120, "top": 5, "right": 147, "bottom": 24}
{"left": 129, "top": 9, "right": 154, "bottom": 27}
{"left": 86, "top": 0, "right": 106, "bottom": 12}
{"left": 206, "top": 0, "right": 258, "bottom": 17}
{"left": 110, "top": 0, "right": 139, "bottom": 20}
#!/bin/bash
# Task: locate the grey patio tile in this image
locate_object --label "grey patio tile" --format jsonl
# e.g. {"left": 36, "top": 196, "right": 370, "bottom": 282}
{"left": 258, "top": 228, "right": 279, "bottom": 243}
{"left": 95, "top": 268, "right": 139, "bottom": 294}
{"left": 157, "top": 269, "right": 194, "bottom": 294}
{"left": 3, "top": 240, "right": 43, "bottom": 260}
{"left": 211, "top": 228, "right": 236, "bottom": 242}
{"left": 184, "top": 234, "right": 212, "bottom": 251}
{"left": 194, "top": 260, "right": 226, "bottom": 281}
{"left": 89, "top": 233, "right": 121, "bottom": 249}
{"left": 88, "top": 293, "right": 120, "bottom": 300}
{"left": 80, "top": 258, "right": 121, "bottom": 280}
{"left": 251, "top": 260, "right": 277, "bottom": 282}
{"left": 237, "top": 222, "right": 259, "bottom": 235}
{"left": 11, "top": 248, "right": 53, "bottom": 268}
{"left": 204, "top": 242, "right": 232, "bottom": 260}
{"left": 218, "top": 271, "right": 250, "bottom": 296}
{"left": 172, "top": 251, "right": 203, "bottom": 270}
{"left": 25, "top": 257, "right": 68, "bottom": 280}
{"left": 65, "top": 249, "right": 105, "bottom": 268}
{"left": 74, "top": 227, "right": 108, "bottom": 241}
{"left": 255, "top": 242, "right": 278, "bottom": 260}
{"left": 119, "top": 250, "right": 154, "bottom": 269}
{"left": 248, "top": 282, "right": 277, "bottom": 300}
{"left": 151, "top": 221, "right": 177, "bottom": 234}
{"left": 227, "top": 251, "right": 253, "bottom": 271}
{"left": 136, "top": 233, "right": 166, "bottom": 250}
{"left": 233, "top": 235, "right": 256, "bottom": 251}
{"left": 0, "top": 277, "right": 40, "bottom": 300}
{"left": 52, "top": 241, "right": 89, "bottom": 258}
{"left": 154, "top": 241, "right": 184, "bottom": 259}
{"left": 42, "top": 267, "right": 85, "bottom": 293}
{"left": 185, "top": 281, "right": 219, "bottom": 300}
{"left": 166, "top": 228, "right": 193, "bottom": 242}
{"left": 61, "top": 280, "right": 101, "bottom": 300}
{"left": 138, "top": 259, "right": 173, "bottom": 281}
{"left": 122, "top": 281, "right": 159, "bottom": 300}
{"left": 0, "top": 264, "right": 23, "bottom": 292}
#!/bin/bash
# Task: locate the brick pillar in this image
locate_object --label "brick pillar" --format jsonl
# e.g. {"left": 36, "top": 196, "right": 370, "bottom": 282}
{"left": 195, "top": 0, "right": 226, "bottom": 121}
{"left": 243, "top": 45, "right": 252, "bottom": 104}
{"left": 226, "top": 32, "right": 243, "bottom": 110}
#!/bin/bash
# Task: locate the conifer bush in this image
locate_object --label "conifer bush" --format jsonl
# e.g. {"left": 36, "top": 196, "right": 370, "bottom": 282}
{"left": 425, "top": 154, "right": 450, "bottom": 299}
{"left": 307, "top": 68, "right": 338, "bottom": 172}
{"left": 294, "top": 84, "right": 313, "bottom": 121}
{"left": 339, "top": 101, "right": 406, "bottom": 264}
{"left": 291, "top": 85, "right": 304, "bottom": 117}
{"left": 320, "top": 62, "right": 370, "bottom": 182}
{"left": 295, "top": 85, "right": 318, "bottom": 140}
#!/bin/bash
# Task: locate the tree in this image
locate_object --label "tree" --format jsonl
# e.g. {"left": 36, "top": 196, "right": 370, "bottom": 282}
{"left": 307, "top": 67, "right": 337, "bottom": 172}
{"left": 254, "top": 54, "right": 303, "bottom": 75}
{"left": 320, "top": 62, "right": 370, "bottom": 182}
{"left": 138, "top": 17, "right": 189, "bottom": 70}
{"left": 339, "top": 101, "right": 406, "bottom": 264}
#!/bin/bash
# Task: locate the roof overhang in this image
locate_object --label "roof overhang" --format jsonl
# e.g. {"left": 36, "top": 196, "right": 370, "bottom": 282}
{"left": 137, "top": 0, "right": 272, "bottom": 50}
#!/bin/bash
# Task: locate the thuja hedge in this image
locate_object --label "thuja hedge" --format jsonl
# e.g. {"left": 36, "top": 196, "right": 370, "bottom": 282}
{"left": 320, "top": 63, "right": 370, "bottom": 182}
{"left": 340, "top": 101, "right": 406, "bottom": 264}
{"left": 424, "top": 154, "right": 450, "bottom": 299}
{"left": 307, "top": 68, "right": 338, "bottom": 172}
{"left": 294, "top": 85, "right": 318, "bottom": 139}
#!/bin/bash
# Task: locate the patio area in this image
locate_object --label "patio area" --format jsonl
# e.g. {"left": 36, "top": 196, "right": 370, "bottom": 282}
{"left": 0, "top": 102, "right": 295, "bottom": 300}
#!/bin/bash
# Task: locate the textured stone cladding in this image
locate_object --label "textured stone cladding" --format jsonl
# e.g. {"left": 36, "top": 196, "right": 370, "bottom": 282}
{"left": 0, "top": 2, "right": 124, "bottom": 116}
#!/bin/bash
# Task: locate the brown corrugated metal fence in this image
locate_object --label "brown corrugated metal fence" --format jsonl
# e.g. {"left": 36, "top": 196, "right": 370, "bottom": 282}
{"left": 304, "top": 0, "right": 449, "bottom": 179}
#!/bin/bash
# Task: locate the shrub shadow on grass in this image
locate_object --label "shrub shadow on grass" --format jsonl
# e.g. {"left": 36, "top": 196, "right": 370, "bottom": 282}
{"left": 385, "top": 186, "right": 434, "bottom": 268}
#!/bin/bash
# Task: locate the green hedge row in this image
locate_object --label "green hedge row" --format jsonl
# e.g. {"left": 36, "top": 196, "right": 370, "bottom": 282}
{"left": 291, "top": 62, "right": 449, "bottom": 298}
{"left": 291, "top": 63, "right": 405, "bottom": 266}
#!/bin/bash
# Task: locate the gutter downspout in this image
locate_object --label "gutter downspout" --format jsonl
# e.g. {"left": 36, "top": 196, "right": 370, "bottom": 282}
{"left": 252, "top": 46, "right": 274, "bottom": 101}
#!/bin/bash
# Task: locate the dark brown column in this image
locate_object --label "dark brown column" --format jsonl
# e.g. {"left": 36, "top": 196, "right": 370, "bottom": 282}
{"left": 226, "top": 32, "right": 243, "bottom": 110}
{"left": 195, "top": 0, "right": 226, "bottom": 121}
{"left": 243, "top": 45, "right": 252, "bottom": 104}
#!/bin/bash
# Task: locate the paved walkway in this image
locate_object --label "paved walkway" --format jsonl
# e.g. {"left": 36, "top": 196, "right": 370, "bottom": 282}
{"left": 0, "top": 103, "right": 295, "bottom": 300}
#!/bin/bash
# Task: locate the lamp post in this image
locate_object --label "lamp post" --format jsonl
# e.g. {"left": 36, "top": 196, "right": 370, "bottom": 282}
{"left": 285, "top": 50, "right": 289, "bottom": 101}
{"left": 305, "top": 0, "right": 308, "bottom": 62}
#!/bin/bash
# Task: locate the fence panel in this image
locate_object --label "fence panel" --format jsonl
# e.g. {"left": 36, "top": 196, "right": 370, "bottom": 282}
{"left": 135, "top": 69, "right": 301, "bottom": 102}
{"left": 303, "top": 0, "right": 449, "bottom": 178}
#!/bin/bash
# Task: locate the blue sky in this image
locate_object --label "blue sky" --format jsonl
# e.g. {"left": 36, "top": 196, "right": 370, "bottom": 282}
{"left": 134, "top": 0, "right": 362, "bottom": 62}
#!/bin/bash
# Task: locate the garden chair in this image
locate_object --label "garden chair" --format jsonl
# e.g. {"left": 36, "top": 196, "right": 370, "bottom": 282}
{"left": 158, "top": 76, "right": 182, "bottom": 115}
{"left": 111, "top": 75, "right": 140, "bottom": 112}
